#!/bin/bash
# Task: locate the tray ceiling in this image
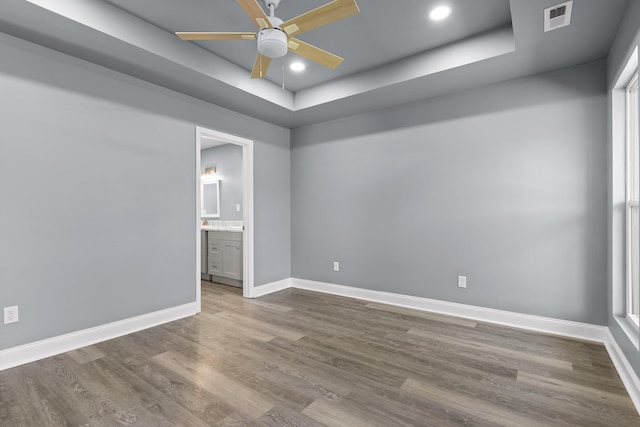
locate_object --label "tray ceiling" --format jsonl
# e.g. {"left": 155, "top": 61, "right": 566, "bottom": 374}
{"left": 0, "top": 0, "right": 629, "bottom": 127}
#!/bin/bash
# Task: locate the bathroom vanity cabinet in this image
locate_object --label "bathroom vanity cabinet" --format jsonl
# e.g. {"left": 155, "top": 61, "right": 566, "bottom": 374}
{"left": 205, "top": 230, "right": 243, "bottom": 286}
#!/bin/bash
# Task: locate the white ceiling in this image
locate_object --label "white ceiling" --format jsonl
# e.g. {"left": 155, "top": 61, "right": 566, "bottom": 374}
{"left": 0, "top": 0, "right": 630, "bottom": 128}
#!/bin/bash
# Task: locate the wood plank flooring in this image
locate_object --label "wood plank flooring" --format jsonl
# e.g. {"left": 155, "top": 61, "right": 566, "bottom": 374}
{"left": 1, "top": 281, "right": 639, "bottom": 426}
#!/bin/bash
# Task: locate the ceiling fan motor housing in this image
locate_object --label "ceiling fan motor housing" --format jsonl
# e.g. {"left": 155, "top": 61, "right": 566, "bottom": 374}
{"left": 257, "top": 16, "right": 287, "bottom": 58}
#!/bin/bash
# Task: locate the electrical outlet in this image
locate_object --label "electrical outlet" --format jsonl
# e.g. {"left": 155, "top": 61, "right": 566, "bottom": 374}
{"left": 236, "top": 204, "right": 241, "bottom": 212}
{"left": 4, "top": 306, "right": 19, "bottom": 324}
{"left": 458, "top": 276, "right": 467, "bottom": 289}
{"left": 333, "top": 261, "right": 340, "bottom": 272}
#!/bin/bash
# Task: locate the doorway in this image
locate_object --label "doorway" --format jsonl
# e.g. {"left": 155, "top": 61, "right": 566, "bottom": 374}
{"left": 195, "top": 126, "right": 255, "bottom": 313}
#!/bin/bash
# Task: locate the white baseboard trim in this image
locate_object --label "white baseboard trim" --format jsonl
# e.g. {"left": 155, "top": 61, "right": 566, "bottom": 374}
{"left": 290, "top": 278, "right": 607, "bottom": 342}
{"left": 605, "top": 329, "right": 640, "bottom": 415}
{"left": 251, "top": 278, "right": 292, "bottom": 298}
{"left": 0, "top": 302, "right": 197, "bottom": 371}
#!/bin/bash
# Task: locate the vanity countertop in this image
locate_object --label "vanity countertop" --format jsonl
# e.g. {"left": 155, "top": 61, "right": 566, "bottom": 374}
{"left": 202, "top": 226, "right": 243, "bottom": 232}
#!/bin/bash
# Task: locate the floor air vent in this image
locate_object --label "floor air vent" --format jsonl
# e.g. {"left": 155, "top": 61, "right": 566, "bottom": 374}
{"left": 544, "top": 0, "right": 573, "bottom": 32}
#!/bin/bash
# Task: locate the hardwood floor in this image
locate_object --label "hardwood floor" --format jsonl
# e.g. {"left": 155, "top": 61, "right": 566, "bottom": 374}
{"left": 1, "top": 281, "right": 639, "bottom": 426}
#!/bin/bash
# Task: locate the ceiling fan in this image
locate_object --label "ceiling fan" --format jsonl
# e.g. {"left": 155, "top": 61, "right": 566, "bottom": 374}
{"left": 175, "top": 0, "right": 360, "bottom": 78}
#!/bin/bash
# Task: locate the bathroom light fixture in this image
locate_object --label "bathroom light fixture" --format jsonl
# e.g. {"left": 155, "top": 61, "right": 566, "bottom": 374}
{"left": 290, "top": 61, "right": 305, "bottom": 72}
{"left": 202, "top": 167, "right": 218, "bottom": 183}
{"left": 429, "top": 5, "right": 452, "bottom": 21}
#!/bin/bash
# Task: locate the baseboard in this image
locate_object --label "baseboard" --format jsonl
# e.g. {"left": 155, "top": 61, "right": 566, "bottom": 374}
{"left": 605, "top": 329, "right": 640, "bottom": 414}
{"left": 0, "top": 302, "right": 197, "bottom": 371}
{"left": 252, "top": 278, "right": 292, "bottom": 298}
{"left": 290, "top": 278, "right": 607, "bottom": 342}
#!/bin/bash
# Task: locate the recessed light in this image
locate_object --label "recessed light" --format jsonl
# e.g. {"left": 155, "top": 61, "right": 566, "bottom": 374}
{"left": 429, "top": 5, "right": 452, "bottom": 21}
{"left": 290, "top": 61, "right": 305, "bottom": 72}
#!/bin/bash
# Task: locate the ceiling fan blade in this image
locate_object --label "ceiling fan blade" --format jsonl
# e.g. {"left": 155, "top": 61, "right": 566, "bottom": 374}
{"left": 250, "top": 54, "right": 272, "bottom": 78}
{"left": 281, "top": 0, "right": 360, "bottom": 37}
{"left": 288, "top": 37, "right": 343, "bottom": 69}
{"left": 237, "top": 0, "right": 272, "bottom": 29}
{"left": 176, "top": 32, "right": 256, "bottom": 41}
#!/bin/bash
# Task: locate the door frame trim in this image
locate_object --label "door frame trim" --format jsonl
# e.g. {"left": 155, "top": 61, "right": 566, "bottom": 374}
{"left": 196, "top": 126, "right": 255, "bottom": 312}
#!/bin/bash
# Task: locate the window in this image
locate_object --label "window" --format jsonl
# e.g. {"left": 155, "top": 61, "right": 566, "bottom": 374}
{"left": 626, "top": 70, "right": 640, "bottom": 329}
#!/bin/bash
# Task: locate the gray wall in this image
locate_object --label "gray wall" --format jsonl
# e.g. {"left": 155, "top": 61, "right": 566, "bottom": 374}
{"left": 0, "top": 33, "right": 290, "bottom": 351}
{"left": 607, "top": 0, "right": 640, "bottom": 379}
{"left": 201, "top": 144, "right": 243, "bottom": 221}
{"left": 291, "top": 61, "right": 607, "bottom": 325}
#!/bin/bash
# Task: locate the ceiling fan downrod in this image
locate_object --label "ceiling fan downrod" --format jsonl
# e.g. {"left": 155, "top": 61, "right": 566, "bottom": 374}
{"left": 264, "top": 0, "right": 281, "bottom": 18}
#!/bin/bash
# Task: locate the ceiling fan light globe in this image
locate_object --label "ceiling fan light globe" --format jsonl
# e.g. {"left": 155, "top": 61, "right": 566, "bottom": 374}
{"left": 257, "top": 28, "right": 288, "bottom": 58}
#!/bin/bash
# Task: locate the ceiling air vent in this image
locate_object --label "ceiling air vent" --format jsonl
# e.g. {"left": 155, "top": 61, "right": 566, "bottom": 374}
{"left": 544, "top": 0, "right": 573, "bottom": 32}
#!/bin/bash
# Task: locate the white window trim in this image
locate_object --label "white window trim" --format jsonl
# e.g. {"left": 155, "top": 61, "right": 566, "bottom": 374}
{"left": 613, "top": 46, "right": 640, "bottom": 350}
{"left": 627, "top": 70, "right": 640, "bottom": 330}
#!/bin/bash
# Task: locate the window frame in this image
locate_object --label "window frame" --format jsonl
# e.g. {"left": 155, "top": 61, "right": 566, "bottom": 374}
{"left": 626, "top": 70, "right": 640, "bottom": 330}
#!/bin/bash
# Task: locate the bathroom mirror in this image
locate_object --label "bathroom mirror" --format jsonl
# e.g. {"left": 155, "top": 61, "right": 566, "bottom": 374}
{"left": 201, "top": 180, "right": 220, "bottom": 218}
